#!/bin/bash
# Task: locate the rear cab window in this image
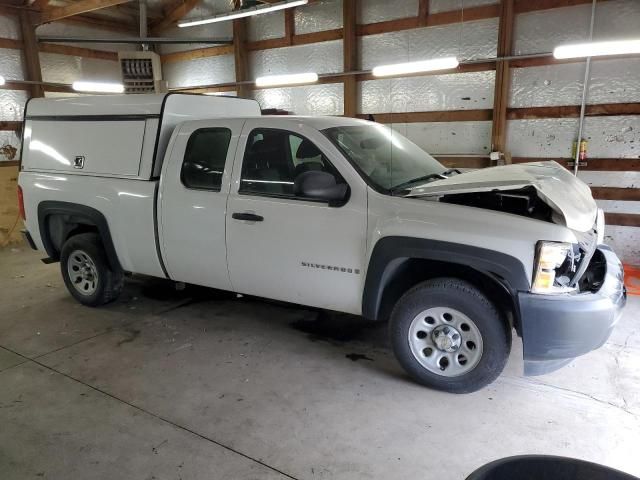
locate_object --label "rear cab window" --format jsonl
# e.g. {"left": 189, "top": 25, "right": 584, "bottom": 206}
{"left": 181, "top": 128, "right": 232, "bottom": 191}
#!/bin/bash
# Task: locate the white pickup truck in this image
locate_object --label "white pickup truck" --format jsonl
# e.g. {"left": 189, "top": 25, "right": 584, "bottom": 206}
{"left": 18, "top": 93, "right": 626, "bottom": 393}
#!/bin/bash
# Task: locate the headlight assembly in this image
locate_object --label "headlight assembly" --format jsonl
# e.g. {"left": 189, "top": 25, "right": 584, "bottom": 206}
{"left": 532, "top": 241, "right": 579, "bottom": 294}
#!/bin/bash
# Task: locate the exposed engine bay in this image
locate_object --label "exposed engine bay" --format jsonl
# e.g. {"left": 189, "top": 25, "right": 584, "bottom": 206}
{"left": 439, "top": 186, "right": 554, "bottom": 223}
{"left": 438, "top": 186, "right": 604, "bottom": 293}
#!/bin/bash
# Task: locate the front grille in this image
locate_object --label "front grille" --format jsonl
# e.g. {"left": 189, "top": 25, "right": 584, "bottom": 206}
{"left": 578, "top": 249, "right": 606, "bottom": 293}
{"left": 572, "top": 227, "right": 598, "bottom": 289}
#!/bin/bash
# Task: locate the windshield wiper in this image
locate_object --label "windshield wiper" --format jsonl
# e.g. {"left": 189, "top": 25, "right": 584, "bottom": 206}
{"left": 389, "top": 173, "right": 447, "bottom": 194}
{"left": 443, "top": 168, "right": 461, "bottom": 176}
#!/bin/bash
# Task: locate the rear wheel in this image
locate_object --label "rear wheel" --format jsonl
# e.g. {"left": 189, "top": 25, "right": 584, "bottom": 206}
{"left": 60, "top": 233, "right": 123, "bottom": 306}
{"left": 389, "top": 278, "right": 510, "bottom": 393}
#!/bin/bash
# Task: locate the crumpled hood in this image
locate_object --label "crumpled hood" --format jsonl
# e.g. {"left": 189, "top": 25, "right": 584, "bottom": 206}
{"left": 406, "top": 161, "right": 597, "bottom": 232}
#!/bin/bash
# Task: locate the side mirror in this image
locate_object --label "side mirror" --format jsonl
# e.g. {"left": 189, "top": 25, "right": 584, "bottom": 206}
{"left": 294, "top": 170, "right": 349, "bottom": 206}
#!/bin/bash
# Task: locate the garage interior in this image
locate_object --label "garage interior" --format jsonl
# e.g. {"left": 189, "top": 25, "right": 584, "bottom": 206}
{"left": 1, "top": 0, "right": 640, "bottom": 478}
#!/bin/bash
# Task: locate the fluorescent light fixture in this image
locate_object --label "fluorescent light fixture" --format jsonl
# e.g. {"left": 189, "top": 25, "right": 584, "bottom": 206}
{"left": 179, "top": 0, "right": 308, "bottom": 28}
{"left": 553, "top": 39, "right": 640, "bottom": 59}
{"left": 72, "top": 81, "right": 124, "bottom": 93}
{"left": 0, "top": 75, "right": 5, "bottom": 86}
{"left": 372, "top": 57, "right": 459, "bottom": 77}
{"left": 255, "top": 72, "right": 318, "bottom": 87}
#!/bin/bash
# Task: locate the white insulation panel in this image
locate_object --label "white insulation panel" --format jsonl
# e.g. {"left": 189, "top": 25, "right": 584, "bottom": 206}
{"left": 39, "top": 53, "right": 122, "bottom": 84}
{"left": 429, "top": 0, "right": 498, "bottom": 14}
{"left": 578, "top": 171, "right": 640, "bottom": 189}
{"left": 361, "top": 70, "right": 495, "bottom": 113}
{"left": 0, "top": 131, "right": 21, "bottom": 162}
{"left": 181, "top": 0, "right": 234, "bottom": 20}
{"left": 0, "top": 90, "right": 28, "bottom": 121}
{"left": 250, "top": 40, "right": 343, "bottom": 78}
{"left": 158, "top": 23, "right": 232, "bottom": 54}
{"left": 603, "top": 226, "right": 639, "bottom": 264}
{"left": 358, "top": 0, "right": 418, "bottom": 24}
{"left": 388, "top": 121, "right": 492, "bottom": 155}
{"left": 510, "top": 58, "right": 640, "bottom": 108}
{"left": 597, "top": 200, "right": 640, "bottom": 215}
{"left": 507, "top": 116, "right": 640, "bottom": 158}
{"left": 294, "top": 0, "right": 342, "bottom": 35}
{"left": 361, "top": 18, "right": 498, "bottom": 69}
{"left": 253, "top": 83, "right": 343, "bottom": 116}
{"left": 163, "top": 54, "right": 235, "bottom": 88}
{"left": 248, "top": 11, "right": 284, "bottom": 42}
{"left": 0, "top": 12, "right": 20, "bottom": 40}
{"left": 0, "top": 48, "right": 25, "bottom": 81}
{"left": 514, "top": 0, "right": 640, "bottom": 56}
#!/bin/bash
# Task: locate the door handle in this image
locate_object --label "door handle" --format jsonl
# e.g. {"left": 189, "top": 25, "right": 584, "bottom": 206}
{"left": 232, "top": 212, "right": 264, "bottom": 222}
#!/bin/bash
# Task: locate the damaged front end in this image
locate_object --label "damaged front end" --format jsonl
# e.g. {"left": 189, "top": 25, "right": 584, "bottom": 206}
{"left": 403, "top": 161, "right": 626, "bottom": 375}
{"left": 439, "top": 186, "right": 554, "bottom": 223}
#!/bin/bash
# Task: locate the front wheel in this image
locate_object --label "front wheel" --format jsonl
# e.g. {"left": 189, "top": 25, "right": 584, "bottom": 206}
{"left": 389, "top": 278, "right": 511, "bottom": 393}
{"left": 60, "top": 233, "right": 124, "bottom": 307}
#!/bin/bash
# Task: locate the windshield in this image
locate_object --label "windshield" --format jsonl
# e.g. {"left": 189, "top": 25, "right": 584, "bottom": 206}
{"left": 323, "top": 124, "right": 446, "bottom": 192}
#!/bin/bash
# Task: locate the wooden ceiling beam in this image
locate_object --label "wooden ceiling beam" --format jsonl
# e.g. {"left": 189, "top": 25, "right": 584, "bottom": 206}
{"left": 52, "top": 13, "right": 139, "bottom": 33}
{"left": 38, "top": 0, "right": 134, "bottom": 24}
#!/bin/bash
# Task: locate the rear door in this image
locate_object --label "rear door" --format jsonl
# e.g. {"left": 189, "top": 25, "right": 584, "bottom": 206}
{"left": 158, "top": 120, "right": 245, "bottom": 289}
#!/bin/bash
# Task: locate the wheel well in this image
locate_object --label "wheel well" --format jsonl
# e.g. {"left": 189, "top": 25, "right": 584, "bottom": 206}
{"left": 37, "top": 201, "right": 122, "bottom": 272}
{"left": 376, "top": 258, "right": 519, "bottom": 332}
{"left": 44, "top": 213, "right": 99, "bottom": 257}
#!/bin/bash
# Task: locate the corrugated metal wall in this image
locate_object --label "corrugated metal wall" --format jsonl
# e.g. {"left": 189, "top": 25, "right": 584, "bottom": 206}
{"left": 0, "top": 0, "right": 638, "bottom": 260}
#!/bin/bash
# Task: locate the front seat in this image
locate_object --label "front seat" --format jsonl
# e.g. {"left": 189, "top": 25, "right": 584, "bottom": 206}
{"left": 243, "top": 134, "right": 289, "bottom": 194}
{"left": 294, "top": 139, "right": 325, "bottom": 178}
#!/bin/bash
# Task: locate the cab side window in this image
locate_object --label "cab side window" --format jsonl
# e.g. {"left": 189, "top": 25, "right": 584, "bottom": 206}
{"left": 181, "top": 128, "right": 232, "bottom": 191}
{"left": 239, "top": 128, "right": 342, "bottom": 197}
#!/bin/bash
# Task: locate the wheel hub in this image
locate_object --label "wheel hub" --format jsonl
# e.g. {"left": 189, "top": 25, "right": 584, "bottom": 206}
{"left": 432, "top": 325, "right": 461, "bottom": 352}
{"left": 67, "top": 250, "right": 98, "bottom": 296}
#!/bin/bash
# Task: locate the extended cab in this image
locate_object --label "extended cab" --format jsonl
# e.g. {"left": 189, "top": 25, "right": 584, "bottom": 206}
{"left": 18, "top": 94, "right": 626, "bottom": 393}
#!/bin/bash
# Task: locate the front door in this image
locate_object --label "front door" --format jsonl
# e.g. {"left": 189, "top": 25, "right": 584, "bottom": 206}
{"left": 225, "top": 120, "right": 367, "bottom": 315}
{"left": 158, "top": 120, "right": 245, "bottom": 289}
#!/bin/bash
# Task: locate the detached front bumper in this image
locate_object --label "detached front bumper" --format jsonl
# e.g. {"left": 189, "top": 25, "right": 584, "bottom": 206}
{"left": 518, "top": 246, "right": 626, "bottom": 376}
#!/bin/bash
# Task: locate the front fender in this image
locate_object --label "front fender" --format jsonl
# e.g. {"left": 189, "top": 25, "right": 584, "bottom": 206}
{"left": 362, "top": 236, "right": 530, "bottom": 320}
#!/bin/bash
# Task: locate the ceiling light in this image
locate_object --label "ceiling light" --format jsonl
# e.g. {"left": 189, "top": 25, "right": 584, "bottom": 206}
{"left": 553, "top": 39, "right": 640, "bottom": 59}
{"left": 0, "top": 75, "right": 5, "bottom": 86}
{"left": 72, "top": 81, "right": 125, "bottom": 93}
{"left": 179, "top": 0, "right": 308, "bottom": 28}
{"left": 255, "top": 72, "right": 318, "bottom": 88}
{"left": 372, "top": 57, "right": 459, "bottom": 77}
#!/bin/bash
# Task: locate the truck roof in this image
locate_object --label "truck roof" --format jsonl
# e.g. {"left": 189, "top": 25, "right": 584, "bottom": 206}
{"left": 258, "top": 115, "right": 374, "bottom": 130}
{"left": 177, "top": 115, "right": 375, "bottom": 132}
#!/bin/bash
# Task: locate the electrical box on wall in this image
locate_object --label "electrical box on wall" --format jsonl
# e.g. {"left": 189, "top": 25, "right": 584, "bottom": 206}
{"left": 118, "top": 51, "right": 167, "bottom": 94}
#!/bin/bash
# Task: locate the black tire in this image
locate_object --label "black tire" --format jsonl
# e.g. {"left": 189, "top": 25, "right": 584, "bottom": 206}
{"left": 60, "top": 232, "right": 124, "bottom": 307}
{"left": 389, "top": 277, "right": 510, "bottom": 393}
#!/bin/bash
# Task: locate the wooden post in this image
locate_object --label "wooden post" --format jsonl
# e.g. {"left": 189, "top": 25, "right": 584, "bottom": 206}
{"left": 284, "top": 7, "right": 294, "bottom": 46}
{"left": 343, "top": 0, "right": 358, "bottom": 117}
{"left": 418, "top": 0, "right": 429, "bottom": 26}
{"left": 233, "top": 1, "right": 250, "bottom": 99}
{"left": 490, "top": 0, "right": 514, "bottom": 155}
{"left": 19, "top": 10, "right": 44, "bottom": 99}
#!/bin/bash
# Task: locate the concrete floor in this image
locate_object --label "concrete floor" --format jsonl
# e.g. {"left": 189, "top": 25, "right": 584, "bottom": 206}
{"left": 1, "top": 246, "right": 639, "bottom": 480}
